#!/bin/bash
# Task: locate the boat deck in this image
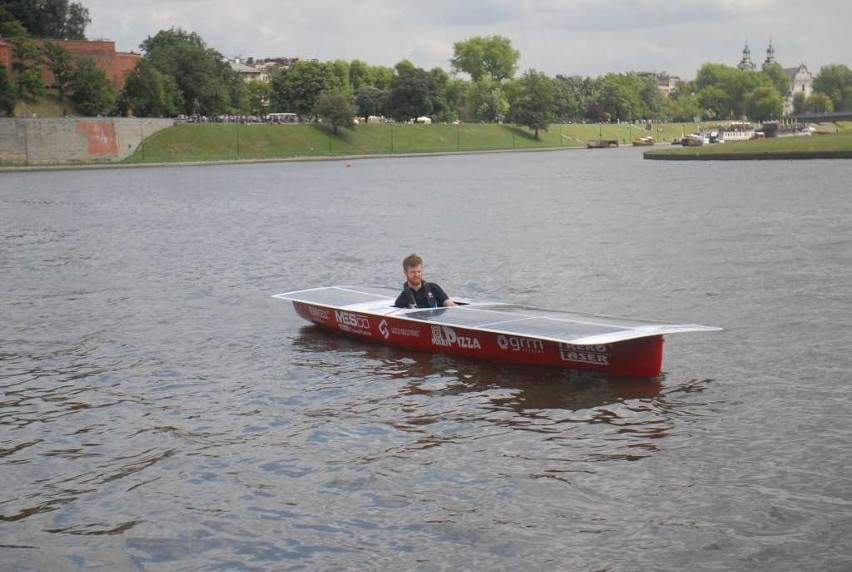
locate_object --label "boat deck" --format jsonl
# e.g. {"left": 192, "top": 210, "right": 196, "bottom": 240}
{"left": 273, "top": 286, "right": 721, "bottom": 346}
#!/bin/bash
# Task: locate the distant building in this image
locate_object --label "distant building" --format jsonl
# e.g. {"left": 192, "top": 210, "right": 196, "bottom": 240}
{"left": 738, "top": 42, "right": 814, "bottom": 116}
{"left": 783, "top": 63, "right": 814, "bottom": 115}
{"left": 246, "top": 56, "right": 299, "bottom": 74}
{"left": 229, "top": 60, "right": 268, "bottom": 82}
{"left": 637, "top": 71, "right": 681, "bottom": 97}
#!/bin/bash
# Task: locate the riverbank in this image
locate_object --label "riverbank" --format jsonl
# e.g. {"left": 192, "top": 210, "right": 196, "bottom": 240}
{"left": 644, "top": 127, "right": 852, "bottom": 160}
{"left": 122, "top": 122, "right": 678, "bottom": 164}
{"left": 0, "top": 120, "right": 686, "bottom": 169}
{"left": 3, "top": 120, "right": 850, "bottom": 168}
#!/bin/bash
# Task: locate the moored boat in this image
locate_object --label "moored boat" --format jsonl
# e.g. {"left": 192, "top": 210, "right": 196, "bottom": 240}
{"left": 632, "top": 136, "right": 655, "bottom": 146}
{"left": 681, "top": 133, "right": 709, "bottom": 147}
{"left": 273, "top": 286, "right": 721, "bottom": 378}
{"left": 587, "top": 138, "right": 620, "bottom": 148}
{"left": 716, "top": 121, "right": 755, "bottom": 142}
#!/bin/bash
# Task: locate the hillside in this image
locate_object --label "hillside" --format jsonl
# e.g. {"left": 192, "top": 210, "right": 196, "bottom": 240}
{"left": 14, "top": 92, "right": 80, "bottom": 117}
{"left": 124, "top": 121, "right": 699, "bottom": 163}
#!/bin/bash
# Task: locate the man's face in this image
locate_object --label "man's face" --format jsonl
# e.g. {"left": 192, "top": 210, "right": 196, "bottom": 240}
{"left": 404, "top": 264, "right": 423, "bottom": 289}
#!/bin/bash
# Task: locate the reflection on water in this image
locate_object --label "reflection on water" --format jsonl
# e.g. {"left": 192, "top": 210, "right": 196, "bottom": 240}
{"left": 292, "top": 325, "right": 712, "bottom": 465}
{"left": 293, "top": 325, "right": 665, "bottom": 408}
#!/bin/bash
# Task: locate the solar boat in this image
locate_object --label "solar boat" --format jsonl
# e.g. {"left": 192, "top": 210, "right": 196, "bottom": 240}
{"left": 273, "top": 286, "right": 721, "bottom": 378}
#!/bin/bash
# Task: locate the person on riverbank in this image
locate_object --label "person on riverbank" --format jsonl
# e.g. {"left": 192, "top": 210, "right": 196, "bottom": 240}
{"left": 394, "top": 253, "right": 456, "bottom": 309}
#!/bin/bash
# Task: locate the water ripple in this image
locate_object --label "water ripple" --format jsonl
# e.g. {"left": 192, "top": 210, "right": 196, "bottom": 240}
{"left": 2, "top": 157, "right": 851, "bottom": 570}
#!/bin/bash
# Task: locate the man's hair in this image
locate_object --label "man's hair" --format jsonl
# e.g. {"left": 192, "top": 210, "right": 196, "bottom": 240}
{"left": 403, "top": 253, "right": 423, "bottom": 270}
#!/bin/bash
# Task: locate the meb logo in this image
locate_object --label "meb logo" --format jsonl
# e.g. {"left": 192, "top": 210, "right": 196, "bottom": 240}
{"left": 379, "top": 319, "right": 389, "bottom": 339}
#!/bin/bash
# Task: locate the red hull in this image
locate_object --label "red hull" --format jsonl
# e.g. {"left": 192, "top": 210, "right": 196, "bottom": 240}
{"left": 292, "top": 301, "right": 664, "bottom": 378}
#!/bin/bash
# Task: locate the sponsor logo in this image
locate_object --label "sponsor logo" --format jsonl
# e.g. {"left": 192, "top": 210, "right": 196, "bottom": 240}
{"left": 378, "top": 319, "right": 420, "bottom": 340}
{"left": 431, "top": 325, "right": 481, "bottom": 350}
{"left": 334, "top": 310, "right": 371, "bottom": 336}
{"left": 390, "top": 326, "right": 420, "bottom": 338}
{"left": 308, "top": 306, "right": 330, "bottom": 321}
{"left": 558, "top": 343, "right": 610, "bottom": 365}
{"left": 497, "top": 335, "right": 545, "bottom": 353}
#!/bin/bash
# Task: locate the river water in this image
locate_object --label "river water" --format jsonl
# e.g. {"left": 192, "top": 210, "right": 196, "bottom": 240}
{"left": 2, "top": 148, "right": 851, "bottom": 570}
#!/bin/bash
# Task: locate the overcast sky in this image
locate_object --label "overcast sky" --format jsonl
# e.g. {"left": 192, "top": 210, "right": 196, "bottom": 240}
{"left": 83, "top": 0, "right": 850, "bottom": 80}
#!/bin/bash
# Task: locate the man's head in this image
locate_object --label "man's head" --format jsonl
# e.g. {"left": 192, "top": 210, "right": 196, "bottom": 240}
{"left": 402, "top": 253, "right": 423, "bottom": 289}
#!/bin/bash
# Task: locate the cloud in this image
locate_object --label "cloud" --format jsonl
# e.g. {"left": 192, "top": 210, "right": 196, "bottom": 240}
{"left": 83, "top": 0, "right": 850, "bottom": 79}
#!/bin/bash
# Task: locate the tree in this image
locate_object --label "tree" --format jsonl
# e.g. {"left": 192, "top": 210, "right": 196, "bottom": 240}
{"left": 68, "top": 56, "right": 115, "bottom": 115}
{"left": 637, "top": 75, "right": 664, "bottom": 119}
{"left": 806, "top": 92, "right": 834, "bottom": 113}
{"left": 470, "top": 78, "right": 508, "bottom": 123}
{"left": 762, "top": 62, "right": 790, "bottom": 97}
{"left": 555, "top": 75, "right": 596, "bottom": 122}
{"left": 428, "top": 66, "right": 456, "bottom": 123}
{"left": 1, "top": 22, "right": 46, "bottom": 99}
{"left": 0, "top": 64, "right": 17, "bottom": 116}
{"left": 695, "top": 63, "right": 774, "bottom": 119}
{"left": 117, "top": 58, "right": 180, "bottom": 116}
{"left": 451, "top": 35, "right": 519, "bottom": 82}
{"left": 792, "top": 91, "right": 807, "bottom": 115}
{"left": 0, "top": 2, "right": 37, "bottom": 33}
{"left": 243, "top": 79, "right": 271, "bottom": 116}
{"left": 354, "top": 85, "right": 384, "bottom": 122}
{"left": 329, "top": 59, "right": 351, "bottom": 94}
{"left": 371, "top": 65, "right": 394, "bottom": 91}
{"left": 141, "top": 28, "right": 240, "bottom": 116}
{"left": 594, "top": 73, "right": 649, "bottom": 121}
{"left": 743, "top": 85, "right": 782, "bottom": 121}
{"left": 33, "top": 0, "right": 90, "bottom": 39}
{"left": 696, "top": 85, "right": 729, "bottom": 120}
{"left": 315, "top": 89, "right": 356, "bottom": 134}
{"left": 63, "top": 1, "right": 90, "bottom": 39}
{"left": 663, "top": 92, "right": 702, "bottom": 122}
{"left": 349, "top": 59, "right": 372, "bottom": 91}
{"left": 508, "top": 69, "right": 557, "bottom": 139}
{"left": 270, "top": 59, "right": 336, "bottom": 119}
{"left": 551, "top": 79, "right": 582, "bottom": 122}
{"left": 384, "top": 60, "right": 441, "bottom": 122}
{"left": 43, "top": 41, "right": 73, "bottom": 100}
{"left": 813, "top": 64, "right": 852, "bottom": 111}
{"left": 2, "top": 0, "right": 90, "bottom": 39}
{"left": 443, "top": 76, "right": 467, "bottom": 122}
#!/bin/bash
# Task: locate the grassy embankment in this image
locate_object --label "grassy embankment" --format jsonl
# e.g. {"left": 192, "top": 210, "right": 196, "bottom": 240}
{"left": 124, "top": 122, "right": 700, "bottom": 163}
{"left": 645, "top": 122, "right": 852, "bottom": 160}
{"left": 14, "top": 93, "right": 79, "bottom": 117}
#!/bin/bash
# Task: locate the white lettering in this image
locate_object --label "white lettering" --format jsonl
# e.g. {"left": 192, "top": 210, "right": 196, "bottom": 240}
{"left": 431, "top": 326, "right": 480, "bottom": 349}
{"left": 334, "top": 310, "right": 370, "bottom": 331}
{"left": 558, "top": 343, "right": 610, "bottom": 365}
{"left": 309, "top": 306, "right": 330, "bottom": 321}
{"left": 497, "top": 335, "right": 545, "bottom": 353}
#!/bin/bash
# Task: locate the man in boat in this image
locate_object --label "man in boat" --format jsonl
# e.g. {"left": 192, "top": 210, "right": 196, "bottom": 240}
{"left": 394, "top": 253, "right": 456, "bottom": 309}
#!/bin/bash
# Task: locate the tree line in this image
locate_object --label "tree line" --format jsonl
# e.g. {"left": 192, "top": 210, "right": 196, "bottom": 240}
{"left": 2, "top": 2, "right": 852, "bottom": 138}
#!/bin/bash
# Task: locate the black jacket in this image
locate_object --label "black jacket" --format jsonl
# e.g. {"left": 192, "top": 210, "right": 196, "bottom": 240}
{"left": 394, "top": 281, "right": 449, "bottom": 308}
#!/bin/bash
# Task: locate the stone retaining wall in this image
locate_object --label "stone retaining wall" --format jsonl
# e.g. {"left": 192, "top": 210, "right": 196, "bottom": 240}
{"left": 0, "top": 118, "right": 174, "bottom": 165}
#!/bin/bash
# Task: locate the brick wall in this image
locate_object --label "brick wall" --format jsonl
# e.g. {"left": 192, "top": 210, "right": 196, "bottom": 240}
{"left": 0, "top": 38, "right": 140, "bottom": 90}
{"left": 0, "top": 40, "right": 12, "bottom": 69}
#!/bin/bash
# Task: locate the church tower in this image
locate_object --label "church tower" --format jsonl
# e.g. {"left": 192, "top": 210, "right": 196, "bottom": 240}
{"left": 763, "top": 40, "right": 776, "bottom": 68}
{"left": 738, "top": 42, "right": 756, "bottom": 71}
